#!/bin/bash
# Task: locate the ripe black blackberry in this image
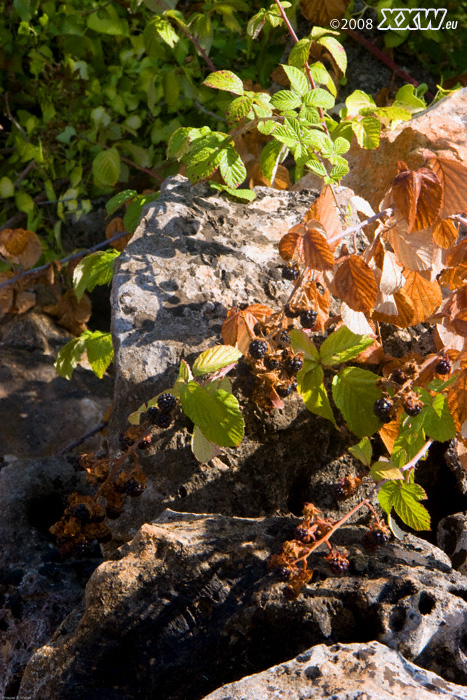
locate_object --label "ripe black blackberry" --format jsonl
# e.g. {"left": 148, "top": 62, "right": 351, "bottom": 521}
{"left": 249, "top": 339, "right": 269, "bottom": 359}
{"left": 366, "top": 522, "right": 391, "bottom": 548}
{"left": 156, "top": 411, "right": 173, "bottom": 429}
{"left": 435, "top": 357, "right": 451, "bottom": 375}
{"left": 72, "top": 503, "right": 92, "bottom": 524}
{"left": 373, "top": 397, "right": 393, "bottom": 423}
{"left": 284, "top": 304, "right": 300, "bottom": 318}
{"left": 264, "top": 356, "right": 280, "bottom": 371}
{"left": 326, "top": 552, "right": 349, "bottom": 575}
{"left": 285, "top": 356, "right": 303, "bottom": 376}
{"left": 276, "top": 565, "right": 292, "bottom": 581}
{"left": 277, "top": 380, "right": 297, "bottom": 397}
{"left": 295, "top": 524, "right": 312, "bottom": 542}
{"left": 403, "top": 395, "right": 423, "bottom": 417}
{"left": 275, "top": 330, "right": 290, "bottom": 348}
{"left": 146, "top": 406, "right": 160, "bottom": 424}
{"left": 157, "top": 393, "right": 177, "bottom": 411}
{"left": 370, "top": 528, "right": 390, "bottom": 546}
{"left": 125, "top": 478, "right": 145, "bottom": 497}
{"left": 300, "top": 310, "right": 318, "bottom": 329}
{"left": 119, "top": 433, "right": 134, "bottom": 451}
{"left": 281, "top": 266, "right": 299, "bottom": 281}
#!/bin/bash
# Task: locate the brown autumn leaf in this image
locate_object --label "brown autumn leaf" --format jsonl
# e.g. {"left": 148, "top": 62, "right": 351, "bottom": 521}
{"left": 438, "top": 263, "right": 467, "bottom": 291}
{"left": 379, "top": 249, "right": 405, "bottom": 294}
{"left": 447, "top": 368, "right": 467, "bottom": 432}
{"left": 106, "top": 217, "right": 131, "bottom": 251}
{"left": 303, "top": 280, "right": 331, "bottom": 332}
{"left": 278, "top": 226, "right": 305, "bottom": 262}
{"left": 390, "top": 163, "right": 442, "bottom": 233}
{"left": 334, "top": 255, "right": 378, "bottom": 313}
{"left": 387, "top": 227, "right": 433, "bottom": 272}
{"left": 221, "top": 304, "right": 273, "bottom": 354}
{"left": 425, "top": 151, "right": 467, "bottom": 218}
{"left": 372, "top": 289, "right": 415, "bottom": 328}
{"left": 44, "top": 289, "right": 92, "bottom": 335}
{"left": 446, "top": 237, "right": 467, "bottom": 267}
{"left": 0, "top": 228, "right": 42, "bottom": 269}
{"left": 300, "top": 0, "right": 349, "bottom": 26}
{"left": 247, "top": 162, "right": 291, "bottom": 190}
{"left": 302, "top": 186, "right": 342, "bottom": 243}
{"left": 454, "top": 437, "right": 467, "bottom": 473}
{"left": 245, "top": 303, "right": 274, "bottom": 323}
{"left": 401, "top": 269, "right": 442, "bottom": 324}
{"left": 379, "top": 417, "right": 401, "bottom": 453}
{"left": 302, "top": 220, "right": 334, "bottom": 271}
{"left": 432, "top": 218, "right": 458, "bottom": 249}
{"left": 14, "top": 290, "right": 36, "bottom": 314}
{"left": 0, "top": 271, "right": 14, "bottom": 314}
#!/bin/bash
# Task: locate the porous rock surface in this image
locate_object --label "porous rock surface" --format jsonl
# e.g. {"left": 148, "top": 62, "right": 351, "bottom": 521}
{"left": 18, "top": 511, "right": 467, "bottom": 700}
{"left": 438, "top": 511, "right": 467, "bottom": 574}
{"left": 201, "top": 640, "right": 467, "bottom": 700}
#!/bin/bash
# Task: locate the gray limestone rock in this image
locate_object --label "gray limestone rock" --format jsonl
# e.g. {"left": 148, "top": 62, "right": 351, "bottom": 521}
{"left": 18, "top": 511, "right": 467, "bottom": 700}
{"left": 201, "top": 640, "right": 467, "bottom": 700}
{"left": 438, "top": 511, "right": 467, "bottom": 574}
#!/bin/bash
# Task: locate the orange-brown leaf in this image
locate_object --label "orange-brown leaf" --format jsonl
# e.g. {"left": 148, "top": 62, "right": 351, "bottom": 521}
{"left": 390, "top": 165, "right": 442, "bottom": 233}
{"left": 302, "top": 186, "right": 342, "bottom": 242}
{"left": 426, "top": 152, "right": 467, "bottom": 218}
{"left": 432, "top": 218, "right": 458, "bottom": 249}
{"left": 300, "top": 0, "right": 349, "bottom": 25}
{"left": 372, "top": 290, "right": 415, "bottom": 328}
{"left": 446, "top": 238, "right": 467, "bottom": 267}
{"left": 106, "top": 217, "right": 131, "bottom": 252}
{"left": 0, "top": 272, "right": 14, "bottom": 314}
{"left": 43, "top": 289, "right": 91, "bottom": 335}
{"left": 401, "top": 270, "right": 442, "bottom": 324}
{"left": 334, "top": 255, "right": 378, "bottom": 313}
{"left": 0, "top": 228, "right": 42, "bottom": 269}
{"left": 438, "top": 263, "right": 467, "bottom": 291}
{"left": 244, "top": 304, "right": 274, "bottom": 323}
{"left": 302, "top": 221, "right": 334, "bottom": 271}
{"left": 447, "top": 368, "right": 467, "bottom": 432}
{"left": 222, "top": 307, "right": 259, "bottom": 354}
{"left": 378, "top": 418, "right": 401, "bottom": 453}
{"left": 278, "top": 227, "right": 304, "bottom": 262}
{"left": 14, "top": 290, "right": 36, "bottom": 314}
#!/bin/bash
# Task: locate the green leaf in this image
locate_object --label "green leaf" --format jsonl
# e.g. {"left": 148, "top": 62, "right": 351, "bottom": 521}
{"left": 289, "top": 329, "right": 319, "bottom": 363}
{"left": 0, "top": 177, "right": 14, "bottom": 198}
{"left": 209, "top": 183, "right": 256, "bottom": 202}
{"left": 92, "top": 148, "right": 121, "bottom": 186}
{"left": 306, "top": 88, "right": 335, "bottom": 110}
{"left": 370, "top": 460, "right": 403, "bottom": 481}
{"left": 191, "top": 425, "right": 221, "bottom": 463}
{"left": 378, "top": 481, "right": 430, "bottom": 531}
{"left": 394, "top": 85, "right": 426, "bottom": 113}
{"left": 306, "top": 158, "right": 328, "bottom": 178}
{"left": 288, "top": 38, "right": 311, "bottom": 68}
{"left": 271, "top": 90, "right": 302, "bottom": 112}
{"left": 309, "top": 61, "right": 332, "bottom": 86}
{"left": 344, "top": 90, "right": 376, "bottom": 118}
{"left": 106, "top": 189, "right": 137, "bottom": 216}
{"left": 333, "top": 137, "right": 350, "bottom": 155}
{"left": 155, "top": 18, "right": 179, "bottom": 47}
{"left": 282, "top": 64, "right": 309, "bottom": 97}
{"left": 319, "top": 326, "right": 374, "bottom": 366}
{"left": 218, "top": 147, "right": 247, "bottom": 189}
{"left": 86, "top": 6, "right": 129, "bottom": 36}
{"left": 203, "top": 70, "right": 244, "bottom": 95}
{"left": 260, "top": 140, "right": 284, "bottom": 182}
{"left": 123, "top": 194, "right": 158, "bottom": 233}
{"left": 316, "top": 35, "right": 347, "bottom": 75}
{"left": 352, "top": 117, "right": 381, "bottom": 150}
{"left": 167, "top": 127, "right": 194, "bottom": 160}
{"left": 193, "top": 345, "right": 242, "bottom": 376}
{"left": 329, "top": 161, "right": 350, "bottom": 182}
{"left": 73, "top": 249, "right": 120, "bottom": 302}
{"left": 348, "top": 437, "right": 372, "bottom": 467}
{"left": 85, "top": 331, "right": 114, "bottom": 379}
{"left": 226, "top": 95, "right": 254, "bottom": 124}
{"left": 178, "top": 358, "right": 192, "bottom": 382}
{"left": 422, "top": 393, "right": 456, "bottom": 442}
{"left": 179, "top": 381, "right": 244, "bottom": 447}
{"left": 54, "top": 335, "right": 88, "bottom": 380}
{"left": 297, "top": 363, "right": 336, "bottom": 426}
{"left": 332, "top": 367, "right": 382, "bottom": 437}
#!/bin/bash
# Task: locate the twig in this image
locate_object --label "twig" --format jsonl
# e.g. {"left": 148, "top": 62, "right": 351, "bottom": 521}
{"left": 118, "top": 154, "right": 165, "bottom": 183}
{"left": 14, "top": 161, "right": 36, "bottom": 187}
{"left": 58, "top": 421, "right": 109, "bottom": 455}
{"left": 0, "top": 177, "right": 69, "bottom": 231}
{"left": 0, "top": 230, "right": 131, "bottom": 291}
{"left": 327, "top": 208, "right": 393, "bottom": 244}
{"left": 5, "top": 93, "right": 30, "bottom": 142}
{"left": 159, "top": 0, "right": 216, "bottom": 72}
{"left": 195, "top": 101, "right": 227, "bottom": 123}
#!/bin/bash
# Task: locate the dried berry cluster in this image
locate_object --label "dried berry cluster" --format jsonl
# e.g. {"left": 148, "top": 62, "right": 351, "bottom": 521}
{"left": 269, "top": 502, "right": 391, "bottom": 599}
{"left": 50, "top": 394, "right": 177, "bottom": 557}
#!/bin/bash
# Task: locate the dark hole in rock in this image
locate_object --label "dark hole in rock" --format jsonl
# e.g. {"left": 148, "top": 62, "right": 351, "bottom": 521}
{"left": 418, "top": 591, "right": 436, "bottom": 615}
{"left": 26, "top": 492, "right": 66, "bottom": 538}
{"left": 88, "top": 285, "right": 112, "bottom": 333}
{"left": 287, "top": 471, "right": 311, "bottom": 516}
{"left": 452, "top": 549, "right": 467, "bottom": 569}
{"left": 389, "top": 605, "right": 406, "bottom": 632}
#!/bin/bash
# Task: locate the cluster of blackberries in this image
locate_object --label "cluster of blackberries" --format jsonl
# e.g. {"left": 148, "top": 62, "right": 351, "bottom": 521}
{"left": 334, "top": 474, "right": 362, "bottom": 500}
{"left": 365, "top": 522, "right": 391, "bottom": 549}
{"left": 325, "top": 550, "right": 350, "bottom": 575}
{"left": 145, "top": 393, "right": 177, "bottom": 429}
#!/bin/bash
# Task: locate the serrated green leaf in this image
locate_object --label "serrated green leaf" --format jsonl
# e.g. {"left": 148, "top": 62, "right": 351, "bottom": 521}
{"left": 282, "top": 64, "right": 309, "bottom": 97}
{"left": 378, "top": 481, "right": 430, "bottom": 530}
{"left": 218, "top": 147, "right": 247, "bottom": 189}
{"left": 272, "top": 124, "right": 299, "bottom": 150}
{"left": 156, "top": 18, "right": 179, "bottom": 47}
{"left": 319, "top": 327, "right": 374, "bottom": 366}
{"left": 289, "top": 329, "right": 320, "bottom": 363}
{"left": 329, "top": 161, "right": 349, "bottom": 181}
{"left": 257, "top": 120, "right": 277, "bottom": 135}
{"left": 348, "top": 437, "right": 372, "bottom": 467}
{"left": 73, "top": 249, "right": 120, "bottom": 302}
{"left": 316, "top": 36, "right": 347, "bottom": 74}
{"left": 226, "top": 95, "right": 254, "bottom": 123}
{"left": 179, "top": 381, "right": 244, "bottom": 446}
{"left": 394, "top": 85, "right": 426, "bottom": 113}
{"left": 345, "top": 90, "right": 376, "bottom": 118}
{"left": 260, "top": 140, "right": 284, "bottom": 182}
{"left": 193, "top": 345, "right": 242, "bottom": 376}
{"left": 271, "top": 90, "right": 302, "bottom": 111}
{"left": 86, "top": 6, "right": 129, "bottom": 36}
{"left": 0, "top": 177, "right": 14, "bottom": 198}
{"left": 203, "top": 70, "right": 244, "bottom": 95}
{"left": 333, "top": 137, "right": 350, "bottom": 155}
{"left": 191, "top": 425, "right": 221, "bottom": 462}
{"left": 370, "top": 460, "right": 403, "bottom": 481}
{"left": 106, "top": 189, "right": 137, "bottom": 216}
{"left": 332, "top": 367, "right": 382, "bottom": 437}
{"left": 297, "top": 363, "right": 336, "bottom": 426}
{"left": 167, "top": 127, "right": 193, "bottom": 160}
{"left": 305, "top": 88, "right": 335, "bottom": 110}
{"left": 209, "top": 183, "right": 256, "bottom": 202}
{"left": 422, "top": 394, "right": 456, "bottom": 442}
{"left": 85, "top": 331, "right": 114, "bottom": 379}
{"left": 306, "top": 158, "right": 328, "bottom": 178}
{"left": 374, "top": 106, "right": 411, "bottom": 125}
{"left": 92, "top": 148, "right": 121, "bottom": 186}
{"left": 15, "top": 190, "right": 34, "bottom": 214}
{"left": 352, "top": 117, "right": 381, "bottom": 150}
{"left": 54, "top": 335, "right": 88, "bottom": 380}
{"left": 309, "top": 61, "right": 332, "bottom": 86}
{"left": 288, "top": 38, "right": 311, "bottom": 68}
{"left": 178, "top": 359, "right": 192, "bottom": 383}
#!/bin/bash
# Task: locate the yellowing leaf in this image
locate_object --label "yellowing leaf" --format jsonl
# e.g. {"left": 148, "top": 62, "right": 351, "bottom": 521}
{"left": 433, "top": 218, "right": 458, "bottom": 249}
{"left": 334, "top": 255, "right": 377, "bottom": 313}
{"left": 370, "top": 460, "right": 403, "bottom": 481}
{"left": 401, "top": 270, "right": 442, "bottom": 324}
{"left": 300, "top": 0, "right": 349, "bottom": 24}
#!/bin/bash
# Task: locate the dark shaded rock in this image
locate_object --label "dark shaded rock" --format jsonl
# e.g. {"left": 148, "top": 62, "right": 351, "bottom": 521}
{"left": 18, "top": 511, "right": 467, "bottom": 700}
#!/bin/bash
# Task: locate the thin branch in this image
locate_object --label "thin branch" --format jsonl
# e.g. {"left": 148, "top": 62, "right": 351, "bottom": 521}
{"left": 159, "top": 0, "right": 216, "bottom": 72}
{"left": 195, "top": 101, "right": 227, "bottom": 123}
{"left": 14, "top": 161, "right": 36, "bottom": 187}
{"left": 118, "top": 154, "right": 165, "bottom": 183}
{"left": 0, "top": 177, "right": 69, "bottom": 232}
{"left": 5, "top": 93, "right": 30, "bottom": 142}
{"left": 327, "top": 208, "right": 393, "bottom": 244}
{"left": 58, "top": 421, "right": 109, "bottom": 455}
{"left": 0, "top": 230, "right": 131, "bottom": 291}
